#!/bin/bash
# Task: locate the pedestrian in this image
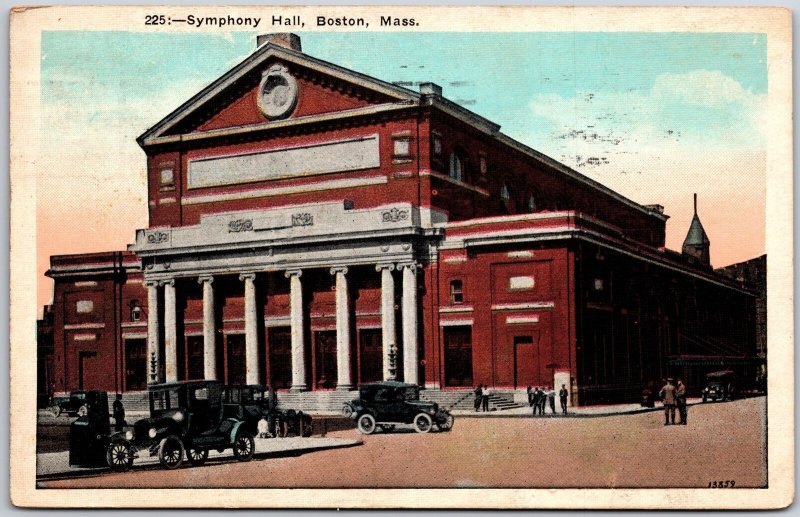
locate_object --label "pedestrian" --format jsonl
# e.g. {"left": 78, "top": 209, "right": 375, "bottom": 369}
{"left": 547, "top": 387, "right": 556, "bottom": 414}
{"left": 481, "top": 385, "right": 490, "bottom": 412}
{"left": 530, "top": 387, "right": 540, "bottom": 415}
{"left": 526, "top": 385, "right": 534, "bottom": 407}
{"left": 112, "top": 393, "right": 125, "bottom": 432}
{"left": 257, "top": 416, "right": 269, "bottom": 438}
{"left": 659, "top": 378, "right": 677, "bottom": 425}
{"left": 474, "top": 384, "right": 483, "bottom": 412}
{"left": 559, "top": 384, "right": 568, "bottom": 415}
{"left": 537, "top": 387, "right": 547, "bottom": 415}
{"left": 676, "top": 378, "right": 688, "bottom": 425}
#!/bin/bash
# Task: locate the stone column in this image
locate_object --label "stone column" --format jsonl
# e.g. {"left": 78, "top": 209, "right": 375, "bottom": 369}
{"left": 162, "top": 278, "right": 178, "bottom": 383}
{"left": 240, "top": 273, "right": 259, "bottom": 385}
{"left": 198, "top": 275, "right": 216, "bottom": 380}
{"left": 376, "top": 264, "right": 397, "bottom": 380}
{"left": 145, "top": 280, "right": 161, "bottom": 384}
{"left": 330, "top": 266, "right": 352, "bottom": 390}
{"left": 399, "top": 263, "right": 419, "bottom": 385}
{"left": 285, "top": 269, "right": 306, "bottom": 392}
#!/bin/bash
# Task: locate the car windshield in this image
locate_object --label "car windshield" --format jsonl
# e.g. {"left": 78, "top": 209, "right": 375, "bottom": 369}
{"left": 400, "top": 387, "right": 419, "bottom": 401}
{"left": 151, "top": 388, "right": 181, "bottom": 412}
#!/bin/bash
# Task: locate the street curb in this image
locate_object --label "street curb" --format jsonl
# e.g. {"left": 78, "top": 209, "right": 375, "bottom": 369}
{"left": 452, "top": 400, "right": 706, "bottom": 419}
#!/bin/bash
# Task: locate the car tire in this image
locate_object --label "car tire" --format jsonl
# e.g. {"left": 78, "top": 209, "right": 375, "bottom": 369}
{"left": 357, "top": 414, "right": 377, "bottom": 435}
{"left": 78, "top": 404, "right": 88, "bottom": 417}
{"left": 439, "top": 414, "right": 455, "bottom": 432}
{"left": 49, "top": 405, "right": 61, "bottom": 418}
{"left": 233, "top": 431, "right": 255, "bottom": 462}
{"left": 342, "top": 404, "right": 353, "bottom": 418}
{"left": 106, "top": 441, "right": 134, "bottom": 472}
{"left": 186, "top": 447, "right": 208, "bottom": 466}
{"left": 413, "top": 413, "right": 433, "bottom": 433}
{"left": 158, "top": 435, "right": 185, "bottom": 470}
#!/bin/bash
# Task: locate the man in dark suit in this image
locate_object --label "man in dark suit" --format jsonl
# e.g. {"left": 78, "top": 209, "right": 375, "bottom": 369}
{"left": 559, "top": 384, "right": 568, "bottom": 415}
{"left": 676, "top": 379, "right": 688, "bottom": 425}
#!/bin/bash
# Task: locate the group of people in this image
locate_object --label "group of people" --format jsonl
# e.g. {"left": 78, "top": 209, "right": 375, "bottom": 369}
{"left": 527, "top": 384, "right": 569, "bottom": 415}
{"left": 659, "top": 378, "right": 688, "bottom": 425}
{"left": 473, "top": 384, "right": 490, "bottom": 412}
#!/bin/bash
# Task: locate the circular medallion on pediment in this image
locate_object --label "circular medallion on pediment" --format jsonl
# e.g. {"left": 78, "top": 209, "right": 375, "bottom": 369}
{"left": 257, "top": 64, "right": 299, "bottom": 120}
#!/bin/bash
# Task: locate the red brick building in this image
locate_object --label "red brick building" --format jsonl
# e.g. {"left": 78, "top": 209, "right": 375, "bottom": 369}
{"left": 40, "top": 34, "right": 759, "bottom": 406}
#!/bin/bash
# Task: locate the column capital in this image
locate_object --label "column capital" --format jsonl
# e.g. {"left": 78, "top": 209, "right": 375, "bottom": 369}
{"left": 398, "top": 262, "right": 419, "bottom": 272}
{"left": 330, "top": 266, "right": 349, "bottom": 276}
{"left": 285, "top": 269, "right": 303, "bottom": 279}
{"left": 159, "top": 278, "right": 175, "bottom": 287}
{"left": 239, "top": 273, "right": 256, "bottom": 282}
{"left": 198, "top": 275, "right": 214, "bottom": 285}
{"left": 143, "top": 279, "right": 159, "bottom": 288}
{"left": 375, "top": 263, "right": 395, "bottom": 273}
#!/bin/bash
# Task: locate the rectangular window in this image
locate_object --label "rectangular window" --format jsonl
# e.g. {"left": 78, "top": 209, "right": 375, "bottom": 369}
{"left": 432, "top": 135, "right": 442, "bottom": 157}
{"left": 479, "top": 155, "right": 488, "bottom": 175}
{"left": 450, "top": 280, "right": 464, "bottom": 304}
{"left": 393, "top": 138, "right": 411, "bottom": 158}
{"left": 159, "top": 168, "right": 174, "bottom": 188}
{"left": 594, "top": 278, "right": 604, "bottom": 291}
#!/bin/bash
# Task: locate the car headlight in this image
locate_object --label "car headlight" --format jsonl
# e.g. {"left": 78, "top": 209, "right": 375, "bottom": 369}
{"left": 148, "top": 427, "right": 157, "bottom": 438}
{"left": 125, "top": 431, "right": 133, "bottom": 441}
{"left": 172, "top": 412, "right": 184, "bottom": 422}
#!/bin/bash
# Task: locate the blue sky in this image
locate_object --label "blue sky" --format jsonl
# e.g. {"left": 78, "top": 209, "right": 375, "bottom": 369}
{"left": 37, "top": 31, "right": 768, "bottom": 306}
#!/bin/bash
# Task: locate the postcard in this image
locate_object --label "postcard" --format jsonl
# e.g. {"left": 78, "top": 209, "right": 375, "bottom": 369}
{"left": 9, "top": 5, "right": 793, "bottom": 509}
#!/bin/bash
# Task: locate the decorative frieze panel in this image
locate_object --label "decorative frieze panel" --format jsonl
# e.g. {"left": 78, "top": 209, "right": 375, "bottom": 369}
{"left": 228, "top": 219, "right": 254, "bottom": 233}
{"left": 146, "top": 231, "right": 170, "bottom": 244}
{"left": 382, "top": 207, "right": 409, "bottom": 223}
{"left": 291, "top": 213, "right": 314, "bottom": 227}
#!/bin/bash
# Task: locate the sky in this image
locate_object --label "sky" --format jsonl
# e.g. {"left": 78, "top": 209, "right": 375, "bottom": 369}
{"left": 37, "top": 31, "right": 767, "bottom": 310}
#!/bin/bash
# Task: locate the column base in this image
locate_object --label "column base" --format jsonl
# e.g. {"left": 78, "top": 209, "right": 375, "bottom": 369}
{"left": 336, "top": 384, "right": 354, "bottom": 391}
{"left": 289, "top": 385, "right": 308, "bottom": 393}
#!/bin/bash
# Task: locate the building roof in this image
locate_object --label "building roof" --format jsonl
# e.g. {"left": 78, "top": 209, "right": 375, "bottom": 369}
{"left": 683, "top": 213, "right": 710, "bottom": 247}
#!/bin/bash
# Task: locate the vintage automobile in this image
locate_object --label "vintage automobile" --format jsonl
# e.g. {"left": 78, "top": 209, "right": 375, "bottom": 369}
{"left": 222, "top": 384, "right": 313, "bottom": 438}
{"left": 702, "top": 370, "right": 736, "bottom": 402}
{"left": 348, "top": 381, "right": 454, "bottom": 434}
{"left": 105, "top": 380, "right": 255, "bottom": 472}
{"left": 69, "top": 391, "right": 112, "bottom": 467}
{"left": 49, "top": 390, "right": 93, "bottom": 418}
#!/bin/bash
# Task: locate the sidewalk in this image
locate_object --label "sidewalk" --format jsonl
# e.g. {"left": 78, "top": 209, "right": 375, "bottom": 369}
{"left": 451, "top": 398, "right": 704, "bottom": 418}
{"left": 36, "top": 436, "right": 362, "bottom": 479}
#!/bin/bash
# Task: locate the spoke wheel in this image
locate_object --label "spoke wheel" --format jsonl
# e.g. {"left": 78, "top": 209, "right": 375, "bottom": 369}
{"left": 357, "top": 414, "right": 376, "bottom": 435}
{"left": 233, "top": 431, "right": 255, "bottom": 462}
{"left": 414, "top": 413, "right": 433, "bottom": 433}
{"left": 439, "top": 414, "right": 455, "bottom": 432}
{"left": 186, "top": 447, "right": 208, "bottom": 465}
{"left": 106, "top": 442, "right": 133, "bottom": 472}
{"left": 341, "top": 404, "right": 353, "bottom": 418}
{"left": 49, "top": 406, "right": 61, "bottom": 418}
{"left": 158, "top": 435, "right": 185, "bottom": 470}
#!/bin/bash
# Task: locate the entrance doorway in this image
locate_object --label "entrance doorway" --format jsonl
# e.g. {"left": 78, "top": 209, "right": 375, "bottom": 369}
{"left": 186, "top": 336, "right": 204, "bottom": 380}
{"left": 226, "top": 334, "right": 246, "bottom": 385}
{"left": 513, "top": 333, "right": 540, "bottom": 389}
{"left": 77, "top": 350, "right": 98, "bottom": 390}
{"left": 358, "top": 329, "right": 382, "bottom": 384}
{"left": 443, "top": 326, "right": 473, "bottom": 387}
{"left": 313, "top": 331, "right": 337, "bottom": 389}
{"left": 124, "top": 338, "right": 146, "bottom": 391}
{"left": 268, "top": 327, "right": 291, "bottom": 389}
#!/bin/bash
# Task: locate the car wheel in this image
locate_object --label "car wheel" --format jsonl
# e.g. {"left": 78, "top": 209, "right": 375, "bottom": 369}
{"left": 413, "top": 413, "right": 433, "bottom": 433}
{"left": 439, "top": 414, "right": 455, "bottom": 432}
{"left": 357, "top": 414, "right": 376, "bottom": 435}
{"left": 342, "top": 404, "right": 353, "bottom": 418}
{"left": 106, "top": 442, "right": 133, "bottom": 472}
{"left": 49, "top": 405, "right": 61, "bottom": 418}
{"left": 78, "top": 405, "right": 88, "bottom": 417}
{"left": 158, "top": 435, "right": 185, "bottom": 470}
{"left": 186, "top": 447, "right": 208, "bottom": 466}
{"left": 233, "top": 431, "right": 255, "bottom": 462}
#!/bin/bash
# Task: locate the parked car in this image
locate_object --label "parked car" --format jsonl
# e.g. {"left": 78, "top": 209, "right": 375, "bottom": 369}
{"left": 49, "top": 390, "right": 93, "bottom": 418}
{"left": 222, "top": 384, "right": 313, "bottom": 438}
{"left": 69, "top": 391, "right": 112, "bottom": 468}
{"left": 348, "top": 381, "right": 454, "bottom": 434}
{"left": 105, "top": 380, "right": 255, "bottom": 472}
{"left": 702, "top": 370, "right": 736, "bottom": 403}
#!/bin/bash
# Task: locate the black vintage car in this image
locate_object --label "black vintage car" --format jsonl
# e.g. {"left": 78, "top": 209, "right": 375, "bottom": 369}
{"left": 702, "top": 370, "right": 736, "bottom": 402}
{"left": 105, "top": 380, "right": 255, "bottom": 472}
{"left": 69, "top": 391, "right": 112, "bottom": 467}
{"left": 49, "top": 390, "right": 93, "bottom": 418}
{"left": 223, "top": 384, "right": 313, "bottom": 438}
{"left": 347, "top": 381, "right": 454, "bottom": 435}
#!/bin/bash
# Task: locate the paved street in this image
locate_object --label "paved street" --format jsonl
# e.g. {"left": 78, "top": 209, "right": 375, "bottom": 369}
{"left": 38, "top": 396, "right": 766, "bottom": 489}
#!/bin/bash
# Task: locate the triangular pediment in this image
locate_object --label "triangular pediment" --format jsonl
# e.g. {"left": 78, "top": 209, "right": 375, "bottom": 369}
{"left": 138, "top": 43, "right": 420, "bottom": 146}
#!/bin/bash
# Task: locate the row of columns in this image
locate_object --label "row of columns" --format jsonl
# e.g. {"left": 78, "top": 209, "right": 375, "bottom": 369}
{"left": 144, "top": 262, "right": 419, "bottom": 390}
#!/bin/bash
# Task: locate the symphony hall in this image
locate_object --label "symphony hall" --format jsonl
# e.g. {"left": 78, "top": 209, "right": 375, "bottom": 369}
{"left": 38, "top": 33, "right": 759, "bottom": 407}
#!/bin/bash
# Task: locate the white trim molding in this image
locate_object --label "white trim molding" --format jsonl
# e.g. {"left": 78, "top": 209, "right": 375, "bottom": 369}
{"left": 492, "top": 302, "right": 555, "bottom": 311}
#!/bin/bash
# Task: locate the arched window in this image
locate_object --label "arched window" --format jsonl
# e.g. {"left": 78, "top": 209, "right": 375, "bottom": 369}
{"left": 449, "top": 152, "right": 464, "bottom": 182}
{"left": 500, "top": 183, "right": 511, "bottom": 203}
{"left": 526, "top": 193, "right": 536, "bottom": 213}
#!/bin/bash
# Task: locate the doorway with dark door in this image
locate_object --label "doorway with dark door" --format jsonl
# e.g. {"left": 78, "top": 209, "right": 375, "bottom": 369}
{"left": 358, "top": 329, "right": 382, "bottom": 384}
{"left": 268, "top": 327, "right": 291, "bottom": 390}
{"left": 77, "top": 350, "right": 98, "bottom": 390}
{"left": 313, "top": 330, "right": 337, "bottom": 389}
{"left": 443, "top": 325, "right": 473, "bottom": 387}
{"left": 124, "top": 338, "right": 146, "bottom": 391}
{"left": 185, "top": 335, "right": 204, "bottom": 381}
{"left": 226, "top": 334, "right": 246, "bottom": 385}
{"left": 513, "top": 333, "right": 540, "bottom": 389}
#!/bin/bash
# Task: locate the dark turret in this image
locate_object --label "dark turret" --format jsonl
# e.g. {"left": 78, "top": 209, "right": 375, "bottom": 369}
{"left": 682, "top": 193, "right": 711, "bottom": 267}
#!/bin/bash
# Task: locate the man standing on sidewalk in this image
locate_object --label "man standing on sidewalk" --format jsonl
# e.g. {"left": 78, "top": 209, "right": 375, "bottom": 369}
{"left": 676, "top": 379, "right": 688, "bottom": 425}
{"left": 559, "top": 384, "right": 568, "bottom": 415}
{"left": 481, "top": 385, "right": 490, "bottom": 412}
{"left": 659, "top": 378, "right": 677, "bottom": 425}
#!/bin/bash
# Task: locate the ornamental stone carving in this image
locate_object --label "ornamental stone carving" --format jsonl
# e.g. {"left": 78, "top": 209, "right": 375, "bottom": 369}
{"left": 291, "top": 213, "right": 314, "bottom": 227}
{"left": 381, "top": 208, "right": 409, "bottom": 223}
{"left": 257, "top": 64, "right": 299, "bottom": 120}
{"left": 146, "top": 231, "right": 169, "bottom": 244}
{"left": 228, "top": 219, "right": 254, "bottom": 233}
